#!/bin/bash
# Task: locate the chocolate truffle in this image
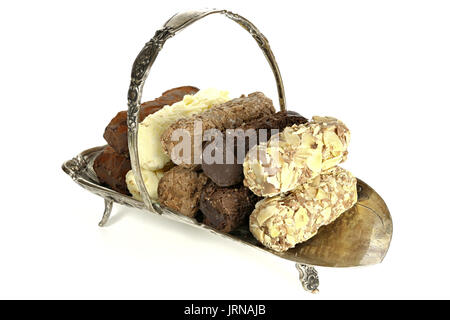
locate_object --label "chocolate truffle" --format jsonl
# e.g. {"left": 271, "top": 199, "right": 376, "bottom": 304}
{"left": 93, "top": 146, "right": 132, "bottom": 195}
{"left": 104, "top": 86, "right": 199, "bottom": 155}
{"left": 157, "top": 166, "right": 208, "bottom": 217}
{"left": 200, "top": 182, "right": 260, "bottom": 233}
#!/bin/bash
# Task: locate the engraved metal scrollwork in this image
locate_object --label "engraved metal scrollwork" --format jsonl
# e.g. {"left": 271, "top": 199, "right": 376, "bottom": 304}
{"left": 64, "top": 155, "right": 87, "bottom": 180}
{"left": 131, "top": 27, "right": 174, "bottom": 83}
{"left": 296, "top": 263, "right": 320, "bottom": 293}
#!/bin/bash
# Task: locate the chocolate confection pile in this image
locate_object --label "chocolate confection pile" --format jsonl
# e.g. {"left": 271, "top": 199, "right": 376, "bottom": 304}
{"left": 93, "top": 86, "right": 199, "bottom": 195}
{"left": 94, "top": 86, "right": 358, "bottom": 252}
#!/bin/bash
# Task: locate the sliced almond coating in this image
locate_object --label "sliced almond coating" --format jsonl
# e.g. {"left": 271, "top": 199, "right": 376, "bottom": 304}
{"left": 243, "top": 116, "right": 350, "bottom": 197}
{"left": 249, "top": 167, "right": 357, "bottom": 252}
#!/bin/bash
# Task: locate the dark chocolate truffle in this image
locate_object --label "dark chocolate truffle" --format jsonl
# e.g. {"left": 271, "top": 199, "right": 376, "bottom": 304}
{"left": 104, "top": 86, "right": 199, "bottom": 155}
{"left": 93, "top": 146, "right": 132, "bottom": 195}
{"left": 200, "top": 182, "right": 260, "bottom": 233}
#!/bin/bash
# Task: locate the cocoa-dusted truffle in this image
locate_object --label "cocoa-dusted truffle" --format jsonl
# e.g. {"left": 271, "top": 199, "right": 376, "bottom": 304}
{"left": 157, "top": 166, "right": 208, "bottom": 217}
{"left": 93, "top": 146, "right": 131, "bottom": 195}
{"left": 200, "top": 182, "right": 260, "bottom": 233}
{"left": 161, "top": 92, "right": 276, "bottom": 167}
{"left": 104, "top": 86, "right": 199, "bottom": 155}
{"left": 202, "top": 111, "right": 308, "bottom": 187}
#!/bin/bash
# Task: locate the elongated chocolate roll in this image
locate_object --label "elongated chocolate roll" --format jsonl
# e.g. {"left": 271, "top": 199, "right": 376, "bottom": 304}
{"left": 138, "top": 89, "right": 229, "bottom": 171}
{"left": 161, "top": 92, "right": 276, "bottom": 167}
{"left": 93, "top": 146, "right": 131, "bottom": 195}
{"left": 200, "top": 182, "right": 260, "bottom": 233}
{"left": 249, "top": 167, "right": 357, "bottom": 252}
{"left": 104, "top": 86, "right": 199, "bottom": 155}
{"left": 201, "top": 111, "right": 308, "bottom": 187}
{"left": 244, "top": 116, "right": 350, "bottom": 197}
{"left": 157, "top": 166, "right": 208, "bottom": 217}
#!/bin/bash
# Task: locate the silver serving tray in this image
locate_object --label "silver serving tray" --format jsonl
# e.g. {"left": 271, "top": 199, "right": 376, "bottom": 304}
{"left": 63, "top": 9, "right": 393, "bottom": 293}
{"left": 62, "top": 145, "right": 392, "bottom": 293}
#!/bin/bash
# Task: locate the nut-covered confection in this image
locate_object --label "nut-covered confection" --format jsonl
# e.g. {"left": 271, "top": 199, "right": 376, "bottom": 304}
{"left": 243, "top": 116, "right": 350, "bottom": 197}
{"left": 200, "top": 182, "right": 260, "bottom": 233}
{"left": 104, "top": 86, "right": 199, "bottom": 155}
{"left": 201, "top": 111, "right": 308, "bottom": 187}
{"left": 249, "top": 167, "right": 357, "bottom": 252}
{"left": 157, "top": 166, "right": 208, "bottom": 217}
{"left": 161, "top": 92, "right": 276, "bottom": 167}
{"left": 139, "top": 88, "right": 230, "bottom": 171}
{"left": 93, "top": 146, "right": 132, "bottom": 195}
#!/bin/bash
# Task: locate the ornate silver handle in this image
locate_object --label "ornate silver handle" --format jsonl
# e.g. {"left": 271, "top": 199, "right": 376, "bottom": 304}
{"left": 127, "top": 9, "right": 286, "bottom": 210}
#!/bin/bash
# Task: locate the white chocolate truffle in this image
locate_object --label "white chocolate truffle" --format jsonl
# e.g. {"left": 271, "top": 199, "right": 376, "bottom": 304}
{"left": 125, "top": 169, "right": 166, "bottom": 201}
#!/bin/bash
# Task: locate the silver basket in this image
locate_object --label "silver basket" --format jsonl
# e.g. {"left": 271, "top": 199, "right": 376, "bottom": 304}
{"left": 62, "top": 9, "right": 393, "bottom": 293}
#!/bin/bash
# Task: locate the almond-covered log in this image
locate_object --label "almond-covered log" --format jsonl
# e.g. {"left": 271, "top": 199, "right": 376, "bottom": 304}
{"left": 160, "top": 92, "right": 276, "bottom": 167}
{"left": 243, "top": 116, "right": 350, "bottom": 197}
{"left": 249, "top": 167, "right": 357, "bottom": 252}
{"left": 103, "top": 86, "right": 199, "bottom": 155}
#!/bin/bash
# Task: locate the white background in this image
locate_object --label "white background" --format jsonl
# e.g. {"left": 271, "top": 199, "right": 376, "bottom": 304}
{"left": 1, "top": 0, "right": 449, "bottom": 300}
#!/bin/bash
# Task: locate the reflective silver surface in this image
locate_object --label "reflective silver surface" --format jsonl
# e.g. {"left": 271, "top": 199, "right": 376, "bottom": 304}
{"left": 62, "top": 146, "right": 392, "bottom": 268}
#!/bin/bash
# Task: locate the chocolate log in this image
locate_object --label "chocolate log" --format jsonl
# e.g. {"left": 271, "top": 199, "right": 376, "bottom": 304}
{"left": 104, "top": 86, "right": 199, "bottom": 155}
{"left": 157, "top": 166, "right": 208, "bottom": 218}
{"left": 200, "top": 182, "right": 260, "bottom": 233}
{"left": 93, "top": 146, "right": 131, "bottom": 195}
{"left": 161, "top": 92, "right": 276, "bottom": 167}
{"left": 201, "top": 111, "right": 308, "bottom": 187}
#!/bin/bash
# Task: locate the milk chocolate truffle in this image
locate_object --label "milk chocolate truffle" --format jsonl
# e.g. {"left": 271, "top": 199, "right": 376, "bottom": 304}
{"left": 104, "top": 86, "right": 199, "bottom": 155}
{"left": 200, "top": 182, "right": 260, "bottom": 233}
{"left": 201, "top": 111, "right": 308, "bottom": 187}
{"left": 93, "top": 146, "right": 131, "bottom": 195}
{"left": 157, "top": 166, "right": 208, "bottom": 217}
{"left": 161, "top": 92, "right": 276, "bottom": 167}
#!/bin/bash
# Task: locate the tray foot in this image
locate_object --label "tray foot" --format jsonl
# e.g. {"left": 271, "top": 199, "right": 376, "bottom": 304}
{"left": 98, "top": 199, "right": 113, "bottom": 227}
{"left": 296, "top": 263, "right": 319, "bottom": 293}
